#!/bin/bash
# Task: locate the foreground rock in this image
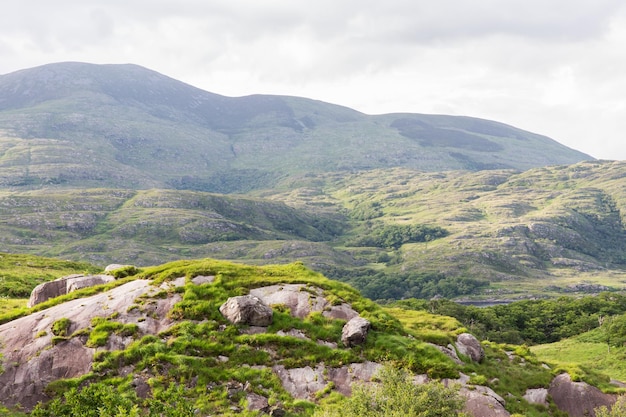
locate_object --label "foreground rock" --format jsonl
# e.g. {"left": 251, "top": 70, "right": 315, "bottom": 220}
{"left": 274, "top": 362, "right": 382, "bottom": 400}
{"left": 548, "top": 373, "right": 615, "bottom": 417}
{"left": 0, "top": 280, "right": 180, "bottom": 410}
{"left": 219, "top": 295, "right": 273, "bottom": 326}
{"left": 249, "top": 284, "right": 359, "bottom": 320}
{"left": 27, "top": 274, "right": 115, "bottom": 307}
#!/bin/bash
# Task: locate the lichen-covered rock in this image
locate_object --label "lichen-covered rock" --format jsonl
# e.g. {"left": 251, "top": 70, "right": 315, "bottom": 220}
{"left": 548, "top": 373, "right": 615, "bottom": 417}
{"left": 246, "top": 393, "right": 269, "bottom": 412}
{"left": 461, "top": 386, "right": 510, "bottom": 417}
{"left": 455, "top": 333, "right": 485, "bottom": 362}
{"left": 0, "top": 280, "right": 180, "bottom": 411}
{"left": 523, "top": 388, "right": 548, "bottom": 407}
{"left": 341, "top": 316, "right": 371, "bottom": 347}
{"left": 27, "top": 274, "right": 115, "bottom": 307}
{"left": 66, "top": 274, "right": 115, "bottom": 293}
{"left": 249, "top": 284, "right": 359, "bottom": 320}
{"left": 219, "top": 295, "right": 273, "bottom": 326}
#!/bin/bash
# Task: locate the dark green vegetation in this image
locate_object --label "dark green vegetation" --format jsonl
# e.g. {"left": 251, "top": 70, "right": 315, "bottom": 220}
{"left": 0, "top": 63, "right": 589, "bottom": 193}
{"left": 0, "top": 258, "right": 594, "bottom": 416}
{"left": 396, "top": 293, "right": 626, "bottom": 391}
{"left": 396, "top": 293, "right": 626, "bottom": 345}
{"left": 3, "top": 161, "right": 626, "bottom": 301}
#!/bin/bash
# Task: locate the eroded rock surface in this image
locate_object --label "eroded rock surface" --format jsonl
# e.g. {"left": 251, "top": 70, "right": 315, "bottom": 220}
{"left": 548, "top": 373, "right": 615, "bottom": 417}
{"left": 219, "top": 295, "right": 273, "bottom": 326}
{"left": 273, "top": 361, "right": 382, "bottom": 400}
{"left": 27, "top": 274, "right": 115, "bottom": 307}
{"left": 0, "top": 279, "right": 180, "bottom": 411}
{"left": 249, "top": 284, "right": 359, "bottom": 320}
{"left": 523, "top": 388, "right": 548, "bottom": 407}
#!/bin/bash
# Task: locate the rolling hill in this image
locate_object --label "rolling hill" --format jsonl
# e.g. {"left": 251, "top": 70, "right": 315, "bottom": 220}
{"left": 2, "top": 161, "right": 626, "bottom": 302}
{"left": 0, "top": 62, "right": 591, "bottom": 192}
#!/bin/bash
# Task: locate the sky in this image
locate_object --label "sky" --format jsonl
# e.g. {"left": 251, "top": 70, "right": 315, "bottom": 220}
{"left": 1, "top": 1, "right": 626, "bottom": 160}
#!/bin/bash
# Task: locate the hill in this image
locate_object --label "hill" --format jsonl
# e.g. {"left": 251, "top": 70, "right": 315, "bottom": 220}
{"left": 0, "top": 62, "right": 591, "bottom": 193}
{"left": 0, "top": 257, "right": 616, "bottom": 416}
{"left": 2, "top": 161, "right": 626, "bottom": 302}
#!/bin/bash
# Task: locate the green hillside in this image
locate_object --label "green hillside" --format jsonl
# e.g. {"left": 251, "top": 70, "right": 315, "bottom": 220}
{"left": 2, "top": 161, "right": 626, "bottom": 301}
{"left": 0, "top": 62, "right": 590, "bottom": 193}
{"left": 0, "top": 257, "right": 586, "bottom": 416}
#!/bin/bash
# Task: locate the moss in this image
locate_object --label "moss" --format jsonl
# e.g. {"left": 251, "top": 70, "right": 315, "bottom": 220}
{"left": 51, "top": 318, "right": 71, "bottom": 337}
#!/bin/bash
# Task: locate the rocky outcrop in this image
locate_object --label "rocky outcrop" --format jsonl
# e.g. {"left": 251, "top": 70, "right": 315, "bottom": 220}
{"left": 249, "top": 284, "right": 359, "bottom": 320}
{"left": 548, "top": 373, "right": 616, "bottom": 417}
{"left": 219, "top": 295, "right": 273, "bottom": 326}
{"left": 461, "top": 386, "right": 510, "bottom": 417}
{"left": 104, "top": 264, "right": 133, "bottom": 272}
{"left": 523, "top": 388, "right": 548, "bottom": 407}
{"left": 0, "top": 279, "right": 181, "bottom": 411}
{"left": 341, "top": 316, "right": 371, "bottom": 347}
{"left": 455, "top": 333, "right": 485, "bottom": 362}
{"left": 274, "top": 361, "right": 382, "bottom": 400}
{"left": 27, "top": 274, "right": 115, "bottom": 307}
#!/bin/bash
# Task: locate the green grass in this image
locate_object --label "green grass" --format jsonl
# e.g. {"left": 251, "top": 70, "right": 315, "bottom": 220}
{"left": 0, "top": 252, "right": 100, "bottom": 297}
{"left": 531, "top": 334, "right": 626, "bottom": 390}
{"left": 5, "top": 162, "right": 626, "bottom": 302}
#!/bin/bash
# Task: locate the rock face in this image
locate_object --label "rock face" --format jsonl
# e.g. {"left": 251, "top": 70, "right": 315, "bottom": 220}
{"left": 455, "top": 333, "right": 485, "bottom": 362}
{"left": 0, "top": 279, "right": 181, "bottom": 411}
{"left": 27, "top": 274, "right": 115, "bottom": 307}
{"left": 341, "top": 316, "right": 371, "bottom": 347}
{"left": 219, "top": 295, "right": 273, "bottom": 326}
{"left": 249, "top": 284, "right": 359, "bottom": 320}
{"left": 548, "top": 373, "right": 616, "bottom": 417}
{"left": 523, "top": 388, "right": 549, "bottom": 407}
{"left": 461, "top": 386, "right": 510, "bottom": 417}
{"left": 274, "top": 361, "right": 382, "bottom": 400}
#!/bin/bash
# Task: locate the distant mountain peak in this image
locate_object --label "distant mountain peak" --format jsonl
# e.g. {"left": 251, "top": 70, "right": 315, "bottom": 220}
{"left": 0, "top": 62, "right": 593, "bottom": 193}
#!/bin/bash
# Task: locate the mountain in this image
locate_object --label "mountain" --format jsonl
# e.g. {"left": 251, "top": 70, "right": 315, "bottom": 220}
{"left": 0, "top": 62, "right": 591, "bottom": 192}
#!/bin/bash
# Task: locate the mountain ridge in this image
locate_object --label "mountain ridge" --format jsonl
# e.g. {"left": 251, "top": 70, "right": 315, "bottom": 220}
{"left": 0, "top": 62, "right": 592, "bottom": 193}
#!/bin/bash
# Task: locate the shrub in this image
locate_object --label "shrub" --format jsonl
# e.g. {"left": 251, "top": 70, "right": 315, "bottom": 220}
{"left": 313, "top": 366, "right": 468, "bottom": 417}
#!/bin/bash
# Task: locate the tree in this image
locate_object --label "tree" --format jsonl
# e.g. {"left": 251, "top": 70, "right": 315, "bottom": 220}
{"left": 314, "top": 366, "right": 468, "bottom": 417}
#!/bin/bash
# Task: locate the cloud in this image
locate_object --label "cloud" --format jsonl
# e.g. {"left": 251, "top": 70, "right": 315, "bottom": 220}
{"left": 1, "top": 0, "right": 626, "bottom": 159}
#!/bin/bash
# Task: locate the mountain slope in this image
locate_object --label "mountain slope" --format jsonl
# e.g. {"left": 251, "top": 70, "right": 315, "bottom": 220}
{"left": 2, "top": 161, "right": 626, "bottom": 302}
{"left": 0, "top": 62, "right": 591, "bottom": 192}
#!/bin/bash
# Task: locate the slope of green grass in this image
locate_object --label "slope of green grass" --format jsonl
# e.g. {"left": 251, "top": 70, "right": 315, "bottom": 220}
{"left": 0, "top": 252, "right": 100, "bottom": 297}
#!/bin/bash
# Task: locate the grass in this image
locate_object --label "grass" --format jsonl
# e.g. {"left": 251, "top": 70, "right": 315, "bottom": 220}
{"left": 4, "top": 162, "right": 626, "bottom": 303}
{"left": 28, "top": 258, "right": 466, "bottom": 415}
{"left": 531, "top": 333, "right": 626, "bottom": 390}
{"left": 0, "top": 252, "right": 100, "bottom": 297}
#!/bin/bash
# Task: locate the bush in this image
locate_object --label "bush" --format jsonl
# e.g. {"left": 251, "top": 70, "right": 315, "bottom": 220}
{"left": 313, "top": 366, "right": 468, "bottom": 417}
{"left": 595, "top": 395, "right": 626, "bottom": 417}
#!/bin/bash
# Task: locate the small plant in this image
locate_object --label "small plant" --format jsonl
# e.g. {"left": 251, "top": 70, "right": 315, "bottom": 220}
{"left": 51, "top": 318, "right": 71, "bottom": 337}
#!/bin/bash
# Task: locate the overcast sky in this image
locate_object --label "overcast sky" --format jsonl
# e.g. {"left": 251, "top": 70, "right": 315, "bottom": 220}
{"left": 1, "top": 1, "right": 626, "bottom": 160}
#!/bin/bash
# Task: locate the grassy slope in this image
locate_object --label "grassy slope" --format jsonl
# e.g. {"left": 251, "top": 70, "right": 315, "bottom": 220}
{"left": 531, "top": 327, "right": 626, "bottom": 388}
{"left": 262, "top": 160, "right": 626, "bottom": 300}
{"left": 3, "top": 161, "right": 626, "bottom": 301}
{"left": 0, "top": 257, "right": 569, "bottom": 416}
